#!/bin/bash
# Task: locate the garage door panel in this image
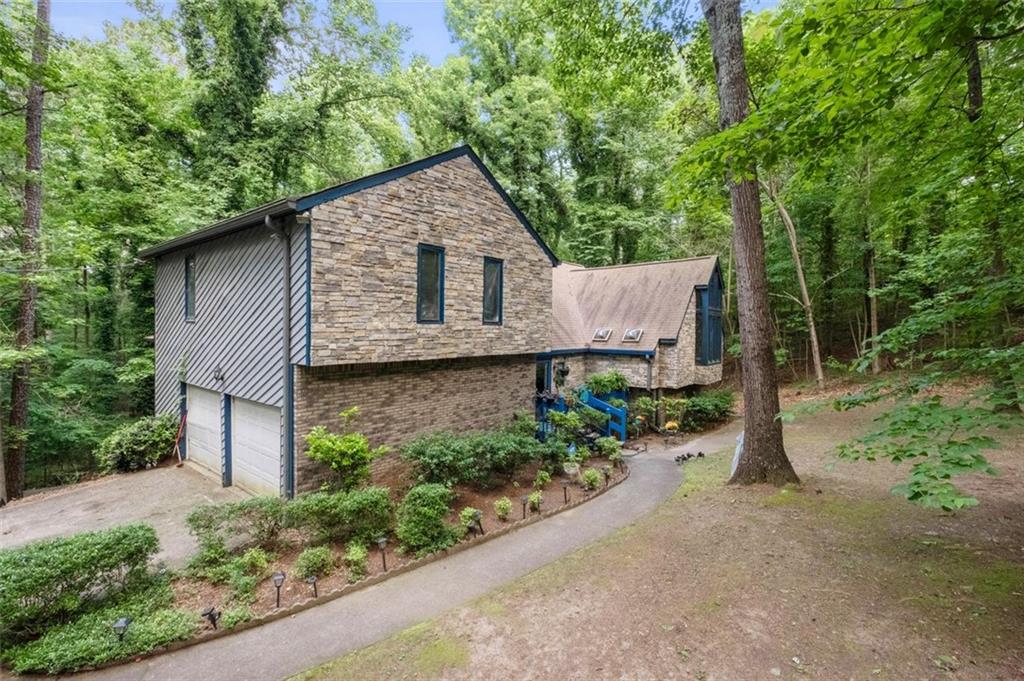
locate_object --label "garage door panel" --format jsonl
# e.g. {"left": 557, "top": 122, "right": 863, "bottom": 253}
{"left": 186, "top": 386, "right": 221, "bottom": 475}
{"left": 231, "top": 398, "right": 281, "bottom": 496}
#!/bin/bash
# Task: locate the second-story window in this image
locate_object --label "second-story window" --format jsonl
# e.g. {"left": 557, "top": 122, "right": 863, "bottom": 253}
{"left": 417, "top": 244, "right": 444, "bottom": 323}
{"left": 482, "top": 257, "right": 503, "bottom": 325}
{"left": 185, "top": 255, "right": 196, "bottom": 321}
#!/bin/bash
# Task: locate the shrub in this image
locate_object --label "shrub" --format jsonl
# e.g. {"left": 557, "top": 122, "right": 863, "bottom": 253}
{"left": 506, "top": 410, "right": 539, "bottom": 437}
{"left": 680, "top": 390, "right": 735, "bottom": 431}
{"left": 585, "top": 370, "right": 629, "bottom": 395}
{"left": 534, "top": 469, "right": 551, "bottom": 489}
{"left": 286, "top": 486, "right": 393, "bottom": 544}
{"left": 581, "top": 468, "right": 601, "bottom": 491}
{"left": 304, "top": 407, "right": 389, "bottom": 490}
{"left": 396, "top": 484, "right": 459, "bottom": 556}
{"left": 403, "top": 429, "right": 551, "bottom": 489}
{"left": 494, "top": 496, "right": 512, "bottom": 521}
{"left": 528, "top": 490, "right": 543, "bottom": 511}
{"left": 1, "top": 578, "right": 195, "bottom": 675}
{"left": 593, "top": 436, "right": 621, "bottom": 458}
{"left": 661, "top": 397, "right": 687, "bottom": 424}
{"left": 95, "top": 413, "right": 178, "bottom": 473}
{"left": 221, "top": 606, "right": 254, "bottom": 630}
{"left": 238, "top": 547, "right": 272, "bottom": 576}
{"left": 631, "top": 396, "right": 659, "bottom": 430}
{"left": 295, "top": 546, "right": 334, "bottom": 580}
{"left": 401, "top": 431, "right": 473, "bottom": 488}
{"left": 191, "top": 547, "right": 274, "bottom": 604}
{"left": 459, "top": 506, "right": 481, "bottom": 529}
{"left": 579, "top": 404, "right": 610, "bottom": 431}
{"left": 344, "top": 542, "right": 369, "bottom": 582}
{"left": 0, "top": 524, "right": 158, "bottom": 641}
{"left": 549, "top": 410, "right": 586, "bottom": 448}
{"left": 186, "top": 496, "right": 287, "bottom": 553}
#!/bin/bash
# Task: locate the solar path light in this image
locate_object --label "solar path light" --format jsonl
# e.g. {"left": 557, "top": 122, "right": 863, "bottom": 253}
{"left": 272, "top": 571, "right": 286, "bottom": 608}
{"left": 376, "top": 536, "right": 389, "bottom": 572}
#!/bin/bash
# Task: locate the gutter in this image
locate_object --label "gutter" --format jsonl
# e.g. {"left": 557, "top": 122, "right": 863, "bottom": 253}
{"left": 267, "top": 215, "right": 295, "bottom": 499}
{"left": 139, "top": 199, "right": 298, "bottom": 259}
{"left": 538, "top": 347, "right": 656, "bottom": 358}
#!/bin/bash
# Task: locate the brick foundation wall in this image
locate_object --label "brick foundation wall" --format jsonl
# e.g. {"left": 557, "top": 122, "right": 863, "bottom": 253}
{"left": 293, "top": 354, "right": 536, "bottom": 494}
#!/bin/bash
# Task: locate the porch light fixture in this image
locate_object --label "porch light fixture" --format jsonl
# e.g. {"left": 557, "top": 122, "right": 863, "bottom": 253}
{"left": 520, "top": 494, "right": 529, "bottom": 520}
{"left": 201, "top": 606, "right": 221, "bottom": 630}
{"left": 212, "top": 366, "right": 225, "bottom": 381}
{"left": 306, "top": 575, "right": 318, "bottom": 598}
{"left": 112, "top": 616, "right": 131, "bottom": 642}
{"left": 593, "top": 328, "right": 612, "bottom": 342}
{"left": 561, "top": 480, "right": 570, "bottom": 504}
{"left": 376, "top": 536, "right": 388, "bottom": 572}
{"left": 622, "top": 328, "right": 643, "bottom": 343}
{"left": 272, "top": 571, "right": 286, "bottom": 608}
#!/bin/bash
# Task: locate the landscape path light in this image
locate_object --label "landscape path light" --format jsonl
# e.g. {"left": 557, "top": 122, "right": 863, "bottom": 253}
{"left": 201, "top": 606, "right": 221, "bottom": 630}
{"left": 306, "top": 575, "right": 318, "bottom": 598}
{"left": 520, "top": 494, "right": 529, "bottom": 520}
{"left": 112, "top": 616, "right": 131, "bottom": 642}
{"left": 272, "top": 571, "right": 286, "bottom": 608}
{"left": 561, "top": 479, "right": 570, "bottom": 504}
{"left": 602, "top": 465, "right": 612, "bottom": 487}
{"left": 376, "top": 535, "right": 388, "bottom": 572}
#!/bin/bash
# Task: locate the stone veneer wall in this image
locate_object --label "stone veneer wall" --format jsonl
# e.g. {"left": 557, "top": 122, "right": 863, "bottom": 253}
{"left": 293, "top": 355, "right": 536, "bottom": 493}
{"left": 307, "top": 154, "right": 552, "bottom": 366}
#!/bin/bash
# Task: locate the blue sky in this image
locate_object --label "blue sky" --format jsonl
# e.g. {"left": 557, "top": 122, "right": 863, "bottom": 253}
{"left": 51, "top": 0, "right": 778, "bottom": 66}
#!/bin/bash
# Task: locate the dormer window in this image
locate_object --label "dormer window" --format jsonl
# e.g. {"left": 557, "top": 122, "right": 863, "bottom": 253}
{"left": 593, "top": 328, "right": 612, "bottom": 342}
{"left": 622, "top": 328, "right": 643, "bottom": 343}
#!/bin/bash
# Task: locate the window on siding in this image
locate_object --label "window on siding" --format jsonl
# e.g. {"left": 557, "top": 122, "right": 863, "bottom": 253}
{"left": 482, "top": 257, "right": 503, "bottom": 324}
{"left": 185, "top": 255, "right": 196, "bottom": 321}
{"left": 417, "top": 244, "right": 444, "bottom": 323}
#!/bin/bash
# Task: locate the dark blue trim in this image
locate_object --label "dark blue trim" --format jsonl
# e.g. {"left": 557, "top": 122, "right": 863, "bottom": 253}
{"left": 416, "top": 243, "right": 445, "bottom": 324}
{"left": 304, "top": 220, "right": 312, "bottom": 365}
{"left": 285, "top": 368, "right": 295, "bottom": 499}
{"left": 184, "top": 254, "right": 196, "bottom": 322}
{"left": 178, "top": 382, "right": 188, "bottom": 460}
{"left": 222, "top": 394, "right": 232, "bottom": 487}
{"left": 539, "top": 347, "right": 656, "bottom": 358}
{"left": 482, "top": 256, "right": 503, "bottom": 325}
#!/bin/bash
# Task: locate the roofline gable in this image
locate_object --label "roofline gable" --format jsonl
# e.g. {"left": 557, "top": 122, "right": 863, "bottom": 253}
{"left": 139, "top": 145, "right": 559, "bottom": 265}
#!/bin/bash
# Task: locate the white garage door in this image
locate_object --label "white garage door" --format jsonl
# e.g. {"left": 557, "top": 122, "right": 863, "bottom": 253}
{"left": 186, "top": 385, "right": 221, "bottom": 476}
{"left": 231, "top": 398, "right": 282, "bottom": 496}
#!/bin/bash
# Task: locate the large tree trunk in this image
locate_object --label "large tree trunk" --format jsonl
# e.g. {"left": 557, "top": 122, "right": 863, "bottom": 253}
{"left": 701, "top": 0, "right": 798, "bottom": 486}
{"left": 764, "top": 181, "right": 825, "bottom": 389}
{"left": 6, "top": 0, "right": 51, "bottom": 500}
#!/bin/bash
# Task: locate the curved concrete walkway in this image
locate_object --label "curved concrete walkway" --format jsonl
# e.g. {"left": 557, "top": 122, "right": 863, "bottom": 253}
{"left": 67, "top": 425, "right": 741, "bottom": 681}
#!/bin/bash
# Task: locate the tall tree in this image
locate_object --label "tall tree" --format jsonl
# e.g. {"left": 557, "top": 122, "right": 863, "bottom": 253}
{"left": 6, "top": 0, "right": 51, "bottom": 499}
{"left": 700, "top": 0, "right": 797, "bottom": 485}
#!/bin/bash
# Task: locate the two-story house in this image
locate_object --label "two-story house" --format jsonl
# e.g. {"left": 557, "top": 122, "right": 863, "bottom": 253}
{"left": 141, "top": 146, "right": 556, "bottom": 497}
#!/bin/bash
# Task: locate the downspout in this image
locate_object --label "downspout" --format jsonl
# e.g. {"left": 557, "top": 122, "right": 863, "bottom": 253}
{"left": 646, "top": 355, "right": 653, "bottom": 391}
{"left": 267, "top": 215, "right": 294, "bottom": 498}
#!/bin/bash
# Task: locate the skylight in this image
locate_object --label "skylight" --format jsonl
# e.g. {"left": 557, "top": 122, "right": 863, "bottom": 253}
{"left": 622, "top": 328, "right": 643, "bottom": 343}
{"left": 593, "top": 328, "right": 612, "bottom": 342}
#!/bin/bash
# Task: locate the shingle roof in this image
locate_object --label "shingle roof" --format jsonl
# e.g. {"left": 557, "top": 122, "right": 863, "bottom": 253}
{"left": 551, "top": 256, "right": 719, "bottom": 352}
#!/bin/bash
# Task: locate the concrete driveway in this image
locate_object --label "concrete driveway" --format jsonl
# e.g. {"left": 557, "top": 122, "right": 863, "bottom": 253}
{"left": 0, "top": 464, "right": 247, "bottom": 566}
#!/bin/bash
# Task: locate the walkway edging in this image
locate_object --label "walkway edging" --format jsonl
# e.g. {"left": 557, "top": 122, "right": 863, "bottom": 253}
{"left": 60, "top": 465, "right": 631, "bottom": 675}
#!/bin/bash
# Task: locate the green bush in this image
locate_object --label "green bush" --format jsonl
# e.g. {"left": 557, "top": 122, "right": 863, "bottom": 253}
{"left": 593, "top": 436, "right": 621, "bottom": 458}
{"left": 1, "top": 578, "right": 196, "bottom": 675}
{"left": 186, "top": 495, "right": 287, "bottom": 553}
{"left": 661, "top": 397, "right": 687, "bottom": 425}
{"left": 506, "top": 410, "right": 539, "bottom": 437}
{"left": 95, "top": 413, "right": 178, "bottom": 473}
{"left": 221, "top": 606, "right": 254, "bottom": 630}
{"left": 579, "top": 404, "right": 610, "bottom": 431}
{"left": 402, "top": 429, "right": 553, "bottom": 489}
{"left": 680, "top": 390, "right": 735, "bottom": 431}
{"left": 459, "top": 506, "right": 481, "bottom": 529}
{"left": 0, "top": 524, "right": 158, "bottom": 641}
{"left": 494, "top": 496, "right": 512, "bottom": 521}
{"left": 631, "top": 395, "right": 659, "bottom": 430}
{"left": 581, "top": 468, "right": 602, "bottom": 491}
{"left": 191, "top": 547, "right": 274, "bottom": 604}
{"left": 286, "top": 486, "right": 393, "bottom": 544}
{"left": 396, "top": 484, "right": 460, "bottom": 556}
{"left": 345, "top": 542, "right": 369, "bottom": 582}
{"left": 549, "top": 410, "right": 586, "bottom": 448}
{"left": 528, "top": 490, "right": 543, "bottom": 511}
{"left": 295, "top": 546, "right": 334, "bottom": 580}
{"left": 585, "top": 370, "right": 629, "bottom": 395}
{"left": 534, "top": 469, "right": 551, "bottom": 489}
{"left": 304, "top": 407, "right": 388, "bottom": 490}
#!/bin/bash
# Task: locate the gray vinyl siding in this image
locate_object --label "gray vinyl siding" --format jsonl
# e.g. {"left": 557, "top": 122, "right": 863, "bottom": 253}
{"left": 289, "top": 222, "right": 309, "bottom": 366}
{"left": 154, "top": 227, "right": 288, "bottom": 414}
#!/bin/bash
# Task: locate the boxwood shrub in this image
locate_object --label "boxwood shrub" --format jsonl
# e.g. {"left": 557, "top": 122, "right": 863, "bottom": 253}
{"left": 1, "top": 578, "right": 195, "bottom": 674}
{"left": 402, "top": 429, "right": 563, "bottom": 489}
{"left": 186, "top": 495, "right": 287, "bottom": 554}
{"left": 0, "top": 523, "right": 158, "bottom": 641}
{"left": 286, "top": 486, "right": 393, "bottom": 544}
{"left": 95, "top": 413, "right": 178, "bottom": 473}
{"left": 396, "top": 483, "right": 460, "bottom": 556}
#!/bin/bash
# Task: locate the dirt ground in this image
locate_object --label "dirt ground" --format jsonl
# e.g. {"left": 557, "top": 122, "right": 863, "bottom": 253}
{"left": 291, "top": 392, "right": 1024, "bottom": 681}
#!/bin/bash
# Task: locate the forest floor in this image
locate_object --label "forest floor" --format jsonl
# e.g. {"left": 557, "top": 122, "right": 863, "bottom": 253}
{"left": 291, "top": 386, "right": 1024, "bottom": 681}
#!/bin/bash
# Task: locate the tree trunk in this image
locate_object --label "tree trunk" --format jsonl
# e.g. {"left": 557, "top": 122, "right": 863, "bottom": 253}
{"left": 867, "top": 246, "right": 881, "bottom": 375}
{"left": 701, "top": 0, "right": 798, "bottom": 486}
{"left": 765, "top": 182, "right": 825, "bottom": 389}
{"left": 6, "top": 0, "right": 51, "bottom": 500}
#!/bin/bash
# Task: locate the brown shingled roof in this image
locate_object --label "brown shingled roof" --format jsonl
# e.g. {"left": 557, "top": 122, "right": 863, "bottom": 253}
{"left": 551, "top": 256, "right": 719, "bottom": 352}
